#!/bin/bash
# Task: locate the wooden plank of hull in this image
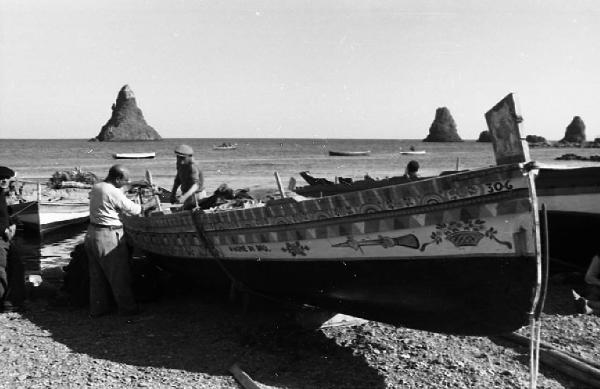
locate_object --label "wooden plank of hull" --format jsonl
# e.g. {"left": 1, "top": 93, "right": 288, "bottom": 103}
{"left": 216, "top": 255, "right": 537, "bottom": 335}
{"left": 123, "top": 163, "right": 541, "bottom": 335}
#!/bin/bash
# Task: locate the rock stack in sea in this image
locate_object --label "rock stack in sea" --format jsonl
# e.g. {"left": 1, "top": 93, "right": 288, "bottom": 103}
{"left": 559, "top": 116, "right": 586, "bottom": 145}
{"left": 423, "top": 107, "right": 462, "bottom": 142}
{"left": 93, "top": 85, "right": 162, "bottom": 141}
{"left": 526, "top": 134, "right": 551, "bottom": 147}
{"left": 476, "top": 131, "right": 491, "bottom": 142}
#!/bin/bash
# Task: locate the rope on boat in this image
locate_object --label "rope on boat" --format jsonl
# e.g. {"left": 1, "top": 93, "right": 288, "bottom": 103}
{"left": 8, "top": 201, "right": 38, "bottom": 217}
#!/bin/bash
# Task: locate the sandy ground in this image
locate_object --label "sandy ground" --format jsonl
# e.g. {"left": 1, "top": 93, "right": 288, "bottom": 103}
{"left": 1, "top": 273, "right": 599, "bottom": 389}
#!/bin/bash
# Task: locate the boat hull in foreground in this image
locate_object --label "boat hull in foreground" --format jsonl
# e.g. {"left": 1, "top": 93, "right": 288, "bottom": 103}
{"left": 9, "top": 201, "right": 89, "bottom": 234}
{"left": 123, "top": 163, "right": 542, "bottom": 335}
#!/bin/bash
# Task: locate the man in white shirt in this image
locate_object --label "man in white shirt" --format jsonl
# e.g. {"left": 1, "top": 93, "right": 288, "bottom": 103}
{"left": 85, "top": 164, "right": 155, "bottom": 317}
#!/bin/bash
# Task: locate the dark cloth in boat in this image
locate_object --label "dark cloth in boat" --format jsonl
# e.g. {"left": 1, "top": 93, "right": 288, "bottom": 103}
{"left": 197, "top": 184, "right": 253, "bottom": 210}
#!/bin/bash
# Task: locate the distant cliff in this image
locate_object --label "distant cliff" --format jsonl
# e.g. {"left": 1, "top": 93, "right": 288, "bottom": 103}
{"left": 93, "top": 85, "right": 162, "bottom": 141}
{"left": 423, "top": 107, "right": 462, "bottom": 142}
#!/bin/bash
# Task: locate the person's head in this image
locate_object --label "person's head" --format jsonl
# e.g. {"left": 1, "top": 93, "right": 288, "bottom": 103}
{"left": 174, "top": 144, "right": 194, "bottom": 166}
{"left": 105, "top": 164, "right": 131, "bottom": 188}
{"left": 0, "top": 166, "right": 15, "bottom": 191}
{"left": 405, "top": 160, "right": 419, "bottom": 178}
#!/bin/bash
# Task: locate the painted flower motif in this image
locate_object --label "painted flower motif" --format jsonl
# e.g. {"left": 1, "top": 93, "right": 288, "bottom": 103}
{"left": 282, "top": 241, "right": 310, "bottom": 257}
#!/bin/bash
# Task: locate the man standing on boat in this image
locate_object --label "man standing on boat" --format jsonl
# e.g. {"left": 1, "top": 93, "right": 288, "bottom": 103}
{"left": 0, "top": 166, "right": 25, "bottom": 313}
{"left": 85, "top": 164, "right": 155, "bottom": 317}
{"left": 170, "top": 144, "right": 206, "bottom": 210}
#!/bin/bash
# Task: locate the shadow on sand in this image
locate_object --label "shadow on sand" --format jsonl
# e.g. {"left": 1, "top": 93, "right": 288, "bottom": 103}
{"left": 22, "top": 285, "right": 385, "bottom": 389}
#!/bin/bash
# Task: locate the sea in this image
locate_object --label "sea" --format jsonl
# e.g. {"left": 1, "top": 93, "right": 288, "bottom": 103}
{"left": 1, "top": 137, "right": 597, "bottom": 282}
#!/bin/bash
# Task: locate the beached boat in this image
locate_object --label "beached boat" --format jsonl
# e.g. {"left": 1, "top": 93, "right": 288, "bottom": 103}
{"left": 213, "top": 143, "right": 237, "bottom": 150}
{"left": 8, "top": 200, "right": 89, "bottom": 235}
{"left": 113, "top": 152, "right": 156, "bottom": 159}
{"left": 122, "top": 94, "right": 544, "bottom": 335}
{"left": 328, "top": 150, "right": 371, "bottom": 157}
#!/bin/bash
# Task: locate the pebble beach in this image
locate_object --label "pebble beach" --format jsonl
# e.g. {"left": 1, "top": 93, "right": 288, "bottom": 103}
{"left": 1, "top": 277, "right": 599, "bottom": 389}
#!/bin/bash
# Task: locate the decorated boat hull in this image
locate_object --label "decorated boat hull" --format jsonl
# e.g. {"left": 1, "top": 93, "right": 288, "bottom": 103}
{"left": 295, "top": 165, "right": 600, "bottom": 271}
{"left": 9, "top": 201, "right": 90, "bottom": 234}
{"left": 123, "top": 163, "right": 543, "bottom": 335}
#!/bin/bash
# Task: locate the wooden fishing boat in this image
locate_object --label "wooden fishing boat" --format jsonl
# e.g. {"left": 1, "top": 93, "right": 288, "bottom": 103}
{"left": 113, "top": 152, "right": 156, "bottom": 159}
{"left": 8, "top": 200, "right": 89, "bottom": 235}
{"left": 400, "top": 150, "right": 426, "bottom": 155}
{"left": 213, "top": 143, "right": 237, "bottom": 150}
{"left": 122, "top": 94, "right": 545, "bottom": 336}
{"left": 328, "top": 150, "right": 371, "bottom": 157}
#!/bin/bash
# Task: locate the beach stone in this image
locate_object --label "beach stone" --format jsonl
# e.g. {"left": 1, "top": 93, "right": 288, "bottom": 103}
{"left": 477, "top": 131, "right": 491, "bottom": 142}
{"left": 561, "top": 116, "right": 586, "bottom": 143}
{"left": 95, "top": 85, "right": 162, "bottom": 141}
{"left": 423, "top": 107, "right": 462, "bottom": 142}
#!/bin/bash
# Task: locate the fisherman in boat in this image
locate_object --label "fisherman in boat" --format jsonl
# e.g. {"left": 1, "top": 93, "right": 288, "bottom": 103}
{"left": 0, "top": 166, "right": 25, "bottom": 313}
{"left": 85, "top": 164, "right": 157, "bottom": 317}
{"left": 170, "top": 144, "right": 207, "bottom": 210}
{"left": 409, "top": 145, "right": 416, "bottom": 151}
{"left": 403, "top": 160, "right": 420, "bottom": 180}
{"left": 573, "top": 255, "right": 600, "bottom": 315}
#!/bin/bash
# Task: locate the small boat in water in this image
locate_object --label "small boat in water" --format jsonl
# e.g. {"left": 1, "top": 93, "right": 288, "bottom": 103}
{"left": 113, "top": 152, "right": 156, "bottom": 159}
{"left": 400, "top": 150, "right": 426, "bottom": 155}
{"left": 213, "top": 143, "right": 237, "bottom": 150}
{"left": 122, "top": 93, "right": 545, "bottom": 336}
{"left": 328, "top": 150, "right": 371, "bottom": 157}
{"left": 8, "top": 200, "right": 89, "bottom": 235}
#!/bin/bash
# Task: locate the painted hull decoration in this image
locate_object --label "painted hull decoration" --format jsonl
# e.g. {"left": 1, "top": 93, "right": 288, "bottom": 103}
{"left": 295, "top": 165, "right": 600, "bottom": 270}
{"left": 8, "top": 200, "right": 90, "bottom": 234}
{"left": 123, "top": 162, "right": 542, "bottom": 335}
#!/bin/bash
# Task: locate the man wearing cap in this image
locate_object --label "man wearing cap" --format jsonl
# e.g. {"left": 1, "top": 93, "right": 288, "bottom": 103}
{"left": 85, "top": 164, "right": 156, "bottom": 316}
{"left": 171, "top": 144, "right": 206, "bottom": 210}
{"left": 0, "top": 166, "right": 25, "bottom": 312}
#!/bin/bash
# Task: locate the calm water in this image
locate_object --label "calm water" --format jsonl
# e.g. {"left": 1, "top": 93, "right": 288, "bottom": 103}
{"left": 1, "top": 138, "right": 597, "bottom": 278}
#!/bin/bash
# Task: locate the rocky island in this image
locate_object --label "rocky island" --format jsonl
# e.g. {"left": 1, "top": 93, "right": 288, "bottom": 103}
{"left": 423, "top": 107, "right": 463, "bottom": 142}
{"left": 92, "top": 85, "right": 162, "bottom": 141}
{"left": 476, "top": 130, "right": 491, "bottom": 142}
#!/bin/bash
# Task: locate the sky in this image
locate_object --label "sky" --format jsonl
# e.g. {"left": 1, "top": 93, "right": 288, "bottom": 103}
{"left": 1, "top": 0, "right": 599, "bottom": 140}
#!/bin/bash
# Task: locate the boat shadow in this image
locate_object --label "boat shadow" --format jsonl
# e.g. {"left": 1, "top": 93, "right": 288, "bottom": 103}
{"left": 22, "top": 287, "right": 386, "bottom": 389}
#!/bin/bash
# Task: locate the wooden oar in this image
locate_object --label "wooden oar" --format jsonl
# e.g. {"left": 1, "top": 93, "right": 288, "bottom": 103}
{"left": 145, "top": 170, "right": 162, "bottom": 212}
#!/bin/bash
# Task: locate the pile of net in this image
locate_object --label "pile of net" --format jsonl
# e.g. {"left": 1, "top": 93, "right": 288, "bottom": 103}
{"left": 48, "top": 167, "right": 99, "bottom": 189}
